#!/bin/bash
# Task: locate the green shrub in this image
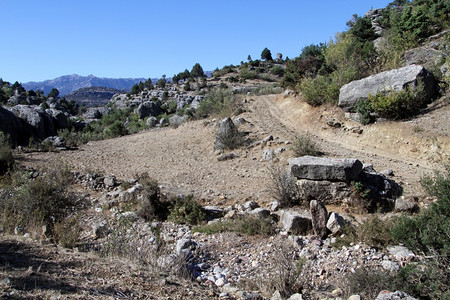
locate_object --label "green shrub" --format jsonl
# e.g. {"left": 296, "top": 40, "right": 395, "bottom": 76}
{"left": 193, "top": 215, "right": 274, "bottom": 236}
{"left": 368, "top": 82, "right": 428, "bottom": 120}
{"left": 168, "top": 195, "right": 205, "bottom": 225}
{"left": 271, "top": 65, "right": 285, "bottom": 77}
{"left": 54, "top": 216, "right": 82, "bottom": 248}
{"left": 291, "top": 135, "right": 321, "bottom": 157}
{"left": 334, "top": 215, "right": 392, "bottom": 249}
{"left": 354, "top": 99, "right": 373, "bottom": 124}
{"left": 0, "top": 133, "right": 14, "bottom": 175}
{"left": 297, "top": 75, "right": 340, "bottom": 106}
{"left": 196, "top": 88, "right": 239, "bottom": 118}
{"left": 0, "top": 168, "right": 75, "bottom": 236}
{"left": 137, "top": 174, "right": 168, "bottom": 222}
{"left": 390, "top": 165, "right": 450, "bottom": 257}
{"left": 104, "top": 120, "right": 128, "bottom": 138}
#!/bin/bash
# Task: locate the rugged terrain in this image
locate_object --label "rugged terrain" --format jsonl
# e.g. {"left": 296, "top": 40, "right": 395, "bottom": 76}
{"left": 20, "top": 92, "right": 449, "bottom": 204}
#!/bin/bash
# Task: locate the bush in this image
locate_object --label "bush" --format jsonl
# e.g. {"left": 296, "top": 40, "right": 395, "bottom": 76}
{"left": 297, "top": 75, "right": 340, "bottom": 106}
{"left": 0, "top": 168, "right": 75, "bottom": 236}
{"left": 168, "top": 195, "right": 205, "bottom": 225}
{"left": 268, "top": 165, "right": 301, "bottom": 208}
{"left": 354, "top": 99, "right": 373, "bottom": 124}
{"left": 368, "top": 82, "right": 428, "bottom": 120}
{"left": 54, "top": 216, "right": 82, "bottom": 248}
{"left": 390, "top": 165, "right": 449, "bottom": 257}
{"left": 137, "top": 174, "right": 168, "bottom": 222}
{"left": 0, "top": 133, "right": 14, "bottom": 175}
{"left": 196, "top": 88, "right": 239, "bottom": 118}
{"left": 334, "top": 215, "right": 392, "bottom": 249}
{"left": 214, "top": 127, "right": 244, "bottom": 151}
{"left": 291, "top": 135, "right": 321, "bottom": 157}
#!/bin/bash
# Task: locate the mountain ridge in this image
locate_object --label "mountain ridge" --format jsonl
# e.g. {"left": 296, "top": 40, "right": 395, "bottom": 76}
{"left": 22, "top": 74, "right": 151, "bottom": 96}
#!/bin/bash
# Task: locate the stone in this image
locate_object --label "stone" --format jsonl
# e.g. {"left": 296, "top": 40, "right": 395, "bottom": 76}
{"left": 136, "top": 101, "right": 163, "bottom": 119}
{"left": 387, "top": 246, "right": 415, "bottom": 261}
{"left": 0, "top": 106, "right": 23, "bottom": 145}
{"left": 92, "top": 221, "right": 108, "bottom": 239}
{"left": 249, "top": 207, "right": 271, "bottom": 218}
{"left": 287, "top": 293, "right": 303, "bottom": 300}
{"left": 381, "top": 260, "right": 399, "bottom": 272}
{"left": 348, "top": 296, "right": 361, "bottom": 300}
{"left": 169, "top": 115, "right": 188, "bottom": 127}
{"left": 244, "top": 200, "right": 258, "bottom": 210}
{"left": 8, "top": 104, "right": 56, "bottom": 140}
{"left": 217, "top": 153, "right": 237, "bottom": 161}
{"left": 394, "top": 197, "right": 418, "bottom": 213}
{"left": 327, "top": 212, "right": 346, "bottom": 235}
{"left": 103, "top": 175, "right": 116, "bottom": 188}
{"left": 45, "top": 108, "right": 68, "bottom": 129}
{"left": 214, "top": 117, "right": 239, "bottom": 150}
{"left": 280, "top": 211, "right": 312, "bottom": 235}
{"left": 43, "top": 136, "right": 66, "bottom": 148}
{"left": 375, "top": 290, "right": 418, "bottom": 300}
{"left": 262, "top": 149, "right": 275, "bottom": 161}
{"left": 203, "top": 206, "right": 224, "bottom": 219}
{"left": 289, "top": 156, "right": 363, "bottom": 182}
{"left": 146, "top": 116, "right": 157, "bottom": 127}
{"left": 338, "top": 64, "right": 438, "bottom": 112}
{"left": 310, "top": 200, "right": 329, "bottom": 239}
{"left": 176, "top": 238, "right": 192, "bottom": 255}
{"left": 271, "top": 290, "right": 282, "bottom": 300}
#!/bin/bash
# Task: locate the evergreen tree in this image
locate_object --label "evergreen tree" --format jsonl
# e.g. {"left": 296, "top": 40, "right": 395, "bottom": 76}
{"left": 261, "top": 47, "right": 273, "bottom": 61}
{"left": 190, "top": 63, "right": 205, "bottom": 79}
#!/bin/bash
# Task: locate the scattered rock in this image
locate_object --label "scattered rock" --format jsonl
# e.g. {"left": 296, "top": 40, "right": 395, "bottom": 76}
{"left": 280, "top": 211, "right": 312, "bottom": 235}
{"left": 394, "top": 197, "right": 419, "bottom": 213}
{"left": 326, "top": 212, "right": 346, "bottom": 235}
{"left": 43, "top": 136, "right": 66, "bottom": 148}
{"left": 375, "top": 290, "right": 418, "bottom": 300}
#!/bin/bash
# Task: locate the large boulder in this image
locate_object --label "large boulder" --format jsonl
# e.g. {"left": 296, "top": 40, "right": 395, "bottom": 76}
{"left": 8, "top": 105, "right": 55, "bottom": 141}
{"left": 296, "top": 179, "right": 351, "bottom": 204}
{"left": 214, "top": 117, "right": 240, "bottom": 150}
{"left": 338, "top": 64, "right": 438, "bottom": 112}
{"left": 280, "top": 210, "right": 312, "bottom": 235}
{"left": 289, "top": 156, "right": 363, "bottom": 182}
{"left": 46, "top": 108, "right": 68, "bottom": 129}
{"left": 136, "top": 101, "right": 162, "bottom": 119}
{"left": 0, "top": 106, "right": 23, "bottom": 145}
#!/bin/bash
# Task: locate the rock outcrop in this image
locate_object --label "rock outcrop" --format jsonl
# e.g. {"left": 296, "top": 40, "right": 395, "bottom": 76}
{"left": 214, "top": 117, "right": 239, "bottom": 151}
{"left": 8, "top": 105, "right": 56, "bottom": 141}
{"left": 136, "top": 101, "right": 163, "bottom": 119}
{"left": 338, "top": 64, "right": 438, "bottom": 112}
{"left": 289, "top": 156, "right": 363, "bottom": 182}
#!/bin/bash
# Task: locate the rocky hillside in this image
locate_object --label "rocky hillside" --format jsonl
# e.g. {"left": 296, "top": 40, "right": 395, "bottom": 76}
{"left": 65, "top": 86, "right": 123, "bottom": 107}
{"left": 23, "top": 74, "right": 149, "bottom": 96}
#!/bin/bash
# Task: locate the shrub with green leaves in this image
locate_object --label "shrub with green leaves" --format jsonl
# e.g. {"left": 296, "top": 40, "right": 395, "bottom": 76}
{"left": 137, "top": 174, "right": 168, "bottom": 222}
{"left": 196, "top": 88, "right": 239, "bottom": 118}
{"left": 368, "top": 85, "right": 427, "bottom": 120}
{"left": 168, "top": 195, "right": 205, "bottom": 225}
{"left": 291, "top": 135, "right": 321, "bottom": 157}
{"left": 0, "top": 133, "right": 14, "bottom": 175}
{"left": 354, "top": 99, "right": 373, "bottom": 124}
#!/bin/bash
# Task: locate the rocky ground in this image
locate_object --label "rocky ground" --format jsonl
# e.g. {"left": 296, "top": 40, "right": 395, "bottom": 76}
{"left": 3, "top": 91, "right": 449, "bottom": 299}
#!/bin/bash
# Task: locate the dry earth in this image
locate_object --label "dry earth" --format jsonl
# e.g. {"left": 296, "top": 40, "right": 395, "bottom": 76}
{"left": 19, "top": 93, "right": 450, "bottom": 205}
{"left": 4, "top": 92, "right": 449, "bottom": 299}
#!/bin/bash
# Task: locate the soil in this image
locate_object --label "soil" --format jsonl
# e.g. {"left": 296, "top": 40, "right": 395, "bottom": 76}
{"left": 4, "top": 91, "right": 449, "bottom": 299}
{"left": 19, "top": 93, "right": 449, "bottom": 205}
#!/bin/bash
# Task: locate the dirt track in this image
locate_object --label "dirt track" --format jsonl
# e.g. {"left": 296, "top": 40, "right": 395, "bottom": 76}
{"left": 20, "top": 94, "right": 449, "bottom": 205}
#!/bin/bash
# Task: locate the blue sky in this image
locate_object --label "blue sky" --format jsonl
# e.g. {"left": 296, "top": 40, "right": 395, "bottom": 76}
{"left": 1, "top": 0, "right": 392, "bottom": 83}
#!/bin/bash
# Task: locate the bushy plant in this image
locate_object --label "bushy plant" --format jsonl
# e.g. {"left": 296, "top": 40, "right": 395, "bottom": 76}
{"left": 196, "top": 88, "right": 239, "bottom": 118}
{"left": 168, "top": 195, "right": 205, "bottom": 225}
{"left": 54, "top": 216, "right": 82, "bottom": 248}
{"left": 390, "top": 165, "right": 449, "bottom": 257}
{"left": 354, "top": 99, "right": 373, "bottom": 124}
{"left": 268, "top": 165, "right": 301, "bottom": 208}
{"left": 368, "top": 83, "right": 428, "bottom": 120}
{"left": 291, "top": 135, "right": 321, "bottom": 157}
{"left": 0, "top": 167, "right": 75, "bottom": 236}
{"left": 0, "top": 133, "right": 14, "bottom": 175}
{"left": 214, "top": 127, "right": 244, "bottom": 151}
{"left": 137, "top": 174, "right": 168, "bottom": 221}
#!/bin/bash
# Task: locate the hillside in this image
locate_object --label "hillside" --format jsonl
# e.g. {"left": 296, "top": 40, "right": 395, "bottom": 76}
{"left": 65, "top": 86, "right": 123, "bottom": 107}
{"left": 23, "top": 74, "right": 148, "bottom": 96}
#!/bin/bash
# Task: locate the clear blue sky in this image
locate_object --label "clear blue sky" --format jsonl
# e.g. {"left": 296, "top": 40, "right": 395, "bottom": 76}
{"left": 1, "top": 0, "right": 392, "bottom": 83}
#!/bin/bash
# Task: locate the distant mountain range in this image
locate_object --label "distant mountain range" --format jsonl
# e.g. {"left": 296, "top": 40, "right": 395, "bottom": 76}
{"left": 22, "top": 74, "right": 153, "bottom": 96}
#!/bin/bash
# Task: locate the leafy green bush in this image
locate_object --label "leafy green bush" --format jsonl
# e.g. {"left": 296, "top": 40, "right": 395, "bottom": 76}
{"left": 196, "top": 88, "right": 239, "bottom": 118}
{"left": 104, "top": 120, "right": 128, "bottom": 138}
{"left": 297, "top": 75, "right": 340, "bottom": 106}
{"left": 291, "top": 135, "right": 321, "bottom": 157}
{"left": 354, "top": 99, "right": 373, "bottom": 124}
{"left": 0, "top": 133, "right": 14, "bottom": 175}
{"left": 0, "top": 167, "right": 75, "bottom": 236}
{"left": 137, "top": 174, "right": 168, "bottom": 222}
{"left": 390, "top": 165, "right": 449, "bottom": 257}
{"left": 168, "top": 195, "right": 205, "bottom": 225}
{"left": 193, "top": 215, "right": 274, "bottom": 236}
{"left": 368, "top": 85, "right": 427, "bottom": 120}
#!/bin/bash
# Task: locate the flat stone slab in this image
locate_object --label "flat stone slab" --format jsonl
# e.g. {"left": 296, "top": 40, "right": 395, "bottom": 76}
{"left": 289, "top": 156, "right": 363, "bottom": 182}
